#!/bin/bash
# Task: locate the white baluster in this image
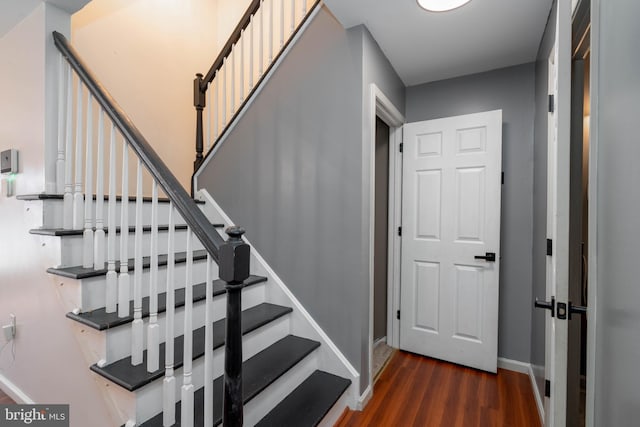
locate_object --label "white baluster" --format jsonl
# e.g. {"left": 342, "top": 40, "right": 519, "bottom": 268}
{"left": 204, "top": 254, "right": 214, "bottom": 427}
{"left": 63, "top": 67, "right": 74, "bottom": 230}
{"left": 214, "top": 80, "right": 219, "bottom": 140}
{"left": 259, "top": 0, "right": 265, "bottom": 74}
{"left": 118, "top": 143, "right": 130, "bottom": 318}
{"left": 163, "top": 203, "right": 176, "bottom": 427}
{"left": 223, "top": 58, "right": 227, "bottom": 127}
{"left": 206, "top": 85, "right": 211, "bottom": 152}
{"left": 280, "top": 0, "right": 285, "bottom": 47}
{"left": 94, "top": 109, "right": 106, "bottom": 269}
{"left": 181, "top": 230, "right": 194, "bottom": 427}
{"left": 291, "top": 0, "right": 295, "bottom": 33}
{"left": 249, "top": 15, "right": 254, "bottom": 91}
{"left": 302, "top": 0, "right": 307, "bottom": 15}
{"left": 147, "top": 180, "right": 160, "bottom": 373}
{"left": 56, "top": 55, "right": 66, "bottom": 194}
{"left": 105, "top": 124, "right": 117, "bottom": 313}
{"left": 231, "top": 46, "right": 236, "bottom": 114}
{"left": 83, "top": 93, "right": 94, "bottom": 269}
{"left": 73, "top": 82, "right": 84, "bottom": 230}
{"left": 239, "top": 31, "right": 244, "bottom": 103}
{"left": 131, "top": 159, "right": 144, "bottom": 365}
{"left": 269, "top": 0, "right": 274, "bottom": 61}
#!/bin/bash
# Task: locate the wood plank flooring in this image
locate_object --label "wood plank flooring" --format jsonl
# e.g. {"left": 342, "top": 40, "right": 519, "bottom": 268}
{"left": 336, "top": 351, "right": 541, "bottom": 427}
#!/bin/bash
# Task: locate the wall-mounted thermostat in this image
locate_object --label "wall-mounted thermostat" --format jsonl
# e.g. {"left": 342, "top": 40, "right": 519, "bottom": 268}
{"left": 1, "top": 149, "right": 18, "bottom": 175}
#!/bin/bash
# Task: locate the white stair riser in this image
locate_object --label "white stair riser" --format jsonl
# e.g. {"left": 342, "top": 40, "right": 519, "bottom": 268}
{"left": 132, "top": 315, "right": 291, "bottom": 425}
{"left": 243, "top": 351, "right": 319, "bottom": 426}
{"left": 40, "top": 198, "right": 207, "bottom": 229}
{"left": 63, "top": 258, "right": 214, "bottom": 312}
{"left": 104, "top": 283, "right": 267, "bottom": 362}
{"left": 58, "top": 229, "right": 205, "bottom": 267}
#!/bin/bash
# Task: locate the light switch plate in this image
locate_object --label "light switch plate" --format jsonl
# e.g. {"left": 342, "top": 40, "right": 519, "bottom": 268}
{"left": 1, "top": 149, "right": 18, "bottom": 174}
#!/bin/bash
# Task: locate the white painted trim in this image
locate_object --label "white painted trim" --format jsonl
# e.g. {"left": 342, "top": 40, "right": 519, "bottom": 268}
{"left": 497, "top": 357, "right": 530, "bottom": 374}
{"left": 195, "top": 189, "right": 360, "bottom": 409}
{"left": 192, "top": 3, "right": 323, "bottom": 190}
{"left": 367, "top": 83, "right": 405, "bottom": 409}
{"left": 529, "top": 364, "right": 545, "bottom": 426}
{"left": 586, "top": 3, "right": 599, "bottom": 427}
{"left": 386, "top": 125, "right": 403, "bottom": 351}
{"left": 0, "top": 373, "right": 34, "bottom": 404}
{"left": 496, "top": 358, "right": 544, "bottom": 425}
{"left": 356, "top": 384, "right": 372, "bottom": 411}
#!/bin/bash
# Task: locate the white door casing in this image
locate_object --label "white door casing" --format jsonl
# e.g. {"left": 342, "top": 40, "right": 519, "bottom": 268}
{"left": 400, "top": 110, "right": 502, "bottom": 373}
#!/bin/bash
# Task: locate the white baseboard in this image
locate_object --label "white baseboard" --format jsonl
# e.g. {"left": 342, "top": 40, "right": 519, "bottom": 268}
{"left": 0, "top": 373, "right": 34, "bottom": 404}
{"left": 356, "top": 384, "right": 372, "bottom": 411}
{"left": 497, "top": 357, "right": 531, "bottom": 374}
{"left": 497, "top": 358, "right": 544, "bottom": 424}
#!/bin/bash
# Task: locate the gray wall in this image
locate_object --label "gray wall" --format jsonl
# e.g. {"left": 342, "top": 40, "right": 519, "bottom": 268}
{"left": 530, "top": 0, "right": 556, "bottom": 398}
{"left": 197, "top": 6, "right": 405, "bottom": 392}
{"left": 591, "top": 0, "right": 640, "bottom": 423}
{"left": 405, "top": 63, "right": 536, "bottom": 363}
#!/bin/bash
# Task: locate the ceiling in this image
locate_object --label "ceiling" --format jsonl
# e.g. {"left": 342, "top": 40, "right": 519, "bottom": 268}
{"left": 0, "top": 0, "right": 89, "bottom": 38}
{"left": 324, "top": 0, "right": 553, "bottom": 86}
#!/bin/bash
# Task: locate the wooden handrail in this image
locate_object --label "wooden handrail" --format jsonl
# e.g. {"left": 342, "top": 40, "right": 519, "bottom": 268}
{"left": 53, "top": 31, "right": 225, "bottom": 261}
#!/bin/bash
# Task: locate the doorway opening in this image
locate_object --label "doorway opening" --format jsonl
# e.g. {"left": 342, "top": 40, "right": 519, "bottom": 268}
{"left": 567, "top": 1, "right": 590, "bottom": 425}
{"left": 365, "top": 84, "right": 404, "bottom": 407}
{"left": 372, "top": 116, "right": 394, "bottom": 380}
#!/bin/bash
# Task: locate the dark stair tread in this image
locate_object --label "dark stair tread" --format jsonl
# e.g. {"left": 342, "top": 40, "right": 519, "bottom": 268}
{"left": 30, "top": 223, "right": 224, "bottom": 236}
{"left": 91, "top": 303, "right": 293, "bottom": 391}
{"left": 47, "top": 249, "right": 209, "bottom": 279}
{"left": 66, "top": 275, "right": 268, "bottom": 330}
{"left": 139, "top": 335, "right": 320, "bottom": 427}
{"left": 16, "top": 193, "right": 205, "bottom": 204}
{"left": 256, "top": 370, "right": 351, "bottom": 427}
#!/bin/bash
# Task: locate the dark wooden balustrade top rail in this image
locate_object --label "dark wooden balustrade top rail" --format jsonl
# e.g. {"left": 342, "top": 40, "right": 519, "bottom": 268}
{"left": 52, "top": 31, "right": 225, "bottom": 261}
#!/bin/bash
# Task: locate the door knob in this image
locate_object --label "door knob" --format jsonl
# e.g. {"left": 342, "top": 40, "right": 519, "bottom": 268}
{"left": 474, "top": 252, "right": 496, "bottom": 262}
{"left": 535, "top": 297, "right": 556, "bottom": 318}
{"left": 568, "top": 302, "right": 587, "bottom": 320}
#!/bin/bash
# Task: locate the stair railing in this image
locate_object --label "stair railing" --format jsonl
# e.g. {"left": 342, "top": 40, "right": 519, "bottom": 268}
{"left": 52, "top": 31, "right": 249, "bottom": 427}
{"left": 193, "top": 0, "right": 321, "bottom": 170}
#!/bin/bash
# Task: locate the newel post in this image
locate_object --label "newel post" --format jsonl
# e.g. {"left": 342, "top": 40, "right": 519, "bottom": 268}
{"left": 220, "top": 226, "right": 250, "bottom": 427}
{"left": 193, "top": 73, "right": 206, "bottom": 171}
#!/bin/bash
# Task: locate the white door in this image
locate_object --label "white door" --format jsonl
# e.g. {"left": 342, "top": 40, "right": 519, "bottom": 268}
{"left": 542, "top": 1, "right": 571, "bottom": 425}
{"left": 399, "top": 110, "right": 502, "bottom": 372}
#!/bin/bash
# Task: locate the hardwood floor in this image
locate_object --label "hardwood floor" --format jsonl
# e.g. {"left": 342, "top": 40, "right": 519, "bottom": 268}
{"left": 0, "top": 388, "right": 15, "bottom": 404}
{"left": 336, "top": 351, "right": 541, "bottom": 427}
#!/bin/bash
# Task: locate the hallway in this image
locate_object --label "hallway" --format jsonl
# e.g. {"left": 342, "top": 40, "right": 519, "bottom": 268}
{"left": 336, "top": 351, "right": 540, "bottom": 427}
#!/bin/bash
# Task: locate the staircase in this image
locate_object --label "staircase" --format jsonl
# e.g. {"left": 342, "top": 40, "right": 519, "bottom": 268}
{"left": 17, "top": 0, "right": 358, "bottom": 424}
{"left": 21, "top": 192, "right": 352, "bottom": 426}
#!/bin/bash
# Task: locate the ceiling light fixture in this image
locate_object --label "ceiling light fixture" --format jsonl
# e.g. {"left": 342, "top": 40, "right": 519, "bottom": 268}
{"left": 417, "top": 0, "right": 472, "bottom": 12}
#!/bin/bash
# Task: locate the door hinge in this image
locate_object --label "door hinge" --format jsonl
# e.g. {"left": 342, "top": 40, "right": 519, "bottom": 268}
{"left": 399, "top": 142, "right": 404, "bottom": 153}
{"left": 545, "top": 379, "right": 551, "bottom": 397}
{"left": 397, "top": 310, "right": 400, "bottom": 320}
{"left": 548, "top": 94, "right": 555, "bottom": 113}
{"left": 546, "top": 238, "right": 553, "bottom": 256}
{"left": 501, "top": 171, "right": 504, "bottom": 185}
{"left": 398, "top": 226, "right": 402, "bottom": 237}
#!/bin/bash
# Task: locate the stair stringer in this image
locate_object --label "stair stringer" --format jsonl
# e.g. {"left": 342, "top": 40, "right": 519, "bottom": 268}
{"left": 196, "top": 189, "right": 360, "bottom": 410}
